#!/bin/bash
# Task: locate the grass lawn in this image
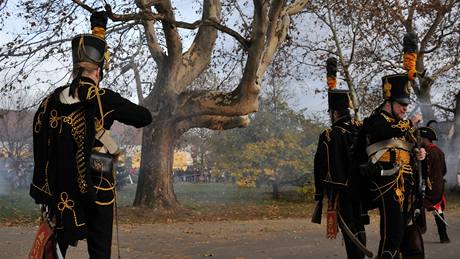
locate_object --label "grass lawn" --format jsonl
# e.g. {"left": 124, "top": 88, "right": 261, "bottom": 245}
{"left": 3, "top": 182, "right": 459, "bottom": 225}
{"left": 0, "top": 182, "right": 314, "bottom": 225}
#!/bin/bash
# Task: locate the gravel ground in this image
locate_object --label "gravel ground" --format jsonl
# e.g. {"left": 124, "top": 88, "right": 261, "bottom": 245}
{"left": 1, "top": 209, "right": 459, "bottom": 259}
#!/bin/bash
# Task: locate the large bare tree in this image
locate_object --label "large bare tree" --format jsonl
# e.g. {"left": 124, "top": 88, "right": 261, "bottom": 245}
{"left": 0, "top": 0, "right": 309, "bottom": 209}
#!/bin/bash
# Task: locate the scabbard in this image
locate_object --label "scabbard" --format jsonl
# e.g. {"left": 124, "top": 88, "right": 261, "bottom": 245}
{"left": 311, "top": 200, "right": 323, "bottom": 224}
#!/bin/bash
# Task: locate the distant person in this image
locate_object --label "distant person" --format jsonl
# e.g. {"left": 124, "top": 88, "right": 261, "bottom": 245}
{"left": 419, "top": 126, "right": 450, "bottom": 243}
{"left": 30, "top": 11, "right": 152, "bottom": 258}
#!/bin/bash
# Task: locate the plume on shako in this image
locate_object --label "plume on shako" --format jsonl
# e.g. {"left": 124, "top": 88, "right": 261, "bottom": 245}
{"left": 326, "top": 56, "right": 353, "bottom": 111}
{"left": 403, "top": 32, "right": 418, "bottom": 81}
{"left": 326, "top": 57, "right": 338, "bottom": 90}
{"left": 90, "top": 11, "right": 110, "bottom": 71}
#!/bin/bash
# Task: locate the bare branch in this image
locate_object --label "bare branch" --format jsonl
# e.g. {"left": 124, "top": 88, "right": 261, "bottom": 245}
{"left": 71, "top": 0, "right": 95, "bottom": 13}
{"left": 174, "top": 19, "right": 249, "bottom": 50}
{"left": 431, "top": 59, "right": 460, "bottom": 81}
{"left": 433, "top": 103, "right": 455, "bottom": 113}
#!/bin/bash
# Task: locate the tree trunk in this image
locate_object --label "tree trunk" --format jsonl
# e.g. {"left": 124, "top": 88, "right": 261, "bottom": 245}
{"left": 272, "top": 181, "right": 280, "bottom": 200}
{"left": 445, "top": 90, "right": 460, "bottom": 189}
{"left": 133, "top": 121, "right": 179, "bottom": 209}
{"left": 417, "top": 77, "right": 436, "bottom": 122}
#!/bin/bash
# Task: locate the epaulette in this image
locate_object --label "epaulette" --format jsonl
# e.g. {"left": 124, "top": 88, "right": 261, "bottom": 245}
{"left": 333, "top": 125, "right": 350, "bottom": 134}
{"left": 351, "top": 118, "right": 362, "bottom": 127}
{"left": 380, "top": 112, "right": 395, "bottom": 123}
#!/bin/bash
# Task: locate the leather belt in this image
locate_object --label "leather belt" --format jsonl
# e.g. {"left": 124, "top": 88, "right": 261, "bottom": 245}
{"left": 366, "top": 138, "right": 414, "bottom": 164}
{"left": 380, "top": 166, "right": 401, "bottom": 176}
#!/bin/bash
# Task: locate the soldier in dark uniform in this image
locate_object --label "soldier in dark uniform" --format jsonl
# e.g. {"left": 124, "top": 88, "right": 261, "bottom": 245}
{"left": 356, "top": 74, "right": 426, "bottom": 259}
{"left": 419, "top": 126, "right": 450, "bottom": 243}
{"left": 313, "top": 58, "right": 367, "bottom": 259}
{"left": 30, "top": 11, "right": 152, "bottom": 258}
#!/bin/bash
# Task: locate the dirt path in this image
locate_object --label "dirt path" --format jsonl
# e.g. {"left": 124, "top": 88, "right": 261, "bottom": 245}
{"left": 1, "top": 210, "right": 459, "bottom": 259}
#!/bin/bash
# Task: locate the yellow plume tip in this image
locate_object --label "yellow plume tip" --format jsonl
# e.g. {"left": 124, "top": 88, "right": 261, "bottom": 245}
{"left": 327, "top": 76, "right": 337, "bottom": 90}
{"left": 403, "top": 52, "right": 417, "bottom": 81}
{"left": 92, "top": 27, "right": 106, "bottom": 38}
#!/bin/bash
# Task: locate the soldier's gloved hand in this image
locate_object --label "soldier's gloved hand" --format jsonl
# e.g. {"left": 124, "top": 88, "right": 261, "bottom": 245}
{"left": 359, "top": 161, "right": 381, "bottom": 177}
{"left": 91, "top": 11, "right": 108, "bottom": 30}
{"left": 414, "top": 147, "right": 426, "bottom": 161}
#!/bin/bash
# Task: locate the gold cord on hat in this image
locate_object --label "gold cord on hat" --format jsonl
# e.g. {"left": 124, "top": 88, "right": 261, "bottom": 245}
{"left": 384, "top": 79, "right": 392, "bottom": 99}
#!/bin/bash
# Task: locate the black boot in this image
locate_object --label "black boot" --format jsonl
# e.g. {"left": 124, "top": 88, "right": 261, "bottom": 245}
{"left": 435, "top": 213, "right": 450, "bottom": 243}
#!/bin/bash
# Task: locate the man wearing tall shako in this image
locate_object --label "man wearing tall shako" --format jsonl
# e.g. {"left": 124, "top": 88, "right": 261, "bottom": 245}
{"left": 418, "top": 126, "right": 450, "bottom": 243}
{"left": 356, "top": 73, "right": 426, "bottom": 259}
{"left": 30, "top": 11, "right": 152, "bottom": 258}
{"left": 312, "top": 57, "right": 368, "bottom": 259}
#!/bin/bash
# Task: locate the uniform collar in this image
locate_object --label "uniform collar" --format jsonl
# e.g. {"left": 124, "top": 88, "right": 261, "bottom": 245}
{"left": 380, "top": 109, "right": 395, "bottom": 119}
{"left": 79, "top": 76, "right": 98, "bottom": 86}
{"left": 332, "top": 116, "right": 351, "bottom": 127}
{"left": 426, "top": 143, "right": 437, "bottom": 150}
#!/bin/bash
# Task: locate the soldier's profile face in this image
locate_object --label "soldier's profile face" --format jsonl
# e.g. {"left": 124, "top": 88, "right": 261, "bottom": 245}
{"left": 393, "top": 101, "right": 409, "bottom": 119}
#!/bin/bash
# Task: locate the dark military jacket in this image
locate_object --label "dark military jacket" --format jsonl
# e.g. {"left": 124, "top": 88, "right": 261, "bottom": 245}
{"left": 30, "top": 77, "right": 152, "bottom": 243}
{"left": 423, "top": 143, "right": 447, "bottom": 209}
{"left": 355, "top": 109, "right": 418, "bottom": 210}
{"left": 356, "top": 109, "right": 416, "bottom": 170}
{"left": 313, "top": 117, "right": 360, "bottom": 200}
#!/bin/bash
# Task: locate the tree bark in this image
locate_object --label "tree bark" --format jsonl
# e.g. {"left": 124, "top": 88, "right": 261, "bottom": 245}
{"left": 134, "top": 121, "right": 179, "bottom": 208}
{"left": 417, "top": 77, "right": 436, "bottom": 122}
{"left": 272, "top": 180, "right": 280, "bottom": 200}
{"left": 445, "top": 90, "right": 460, "bottom": 188}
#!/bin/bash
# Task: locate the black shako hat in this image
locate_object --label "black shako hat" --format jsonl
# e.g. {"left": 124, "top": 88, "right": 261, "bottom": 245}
{"left": 382, "top": 73, "right": 411, "bottom": 105}
{"left": 328, "top": 89, "right": 352, "bottom": 111}
{"left": 71, "top": 34, "right": 107, "bottom": 69}
{"left": 418, "top": 126, "right": 438, "bottom": 141}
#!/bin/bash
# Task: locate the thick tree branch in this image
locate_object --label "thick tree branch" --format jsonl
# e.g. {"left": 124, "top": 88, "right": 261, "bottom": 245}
{"left": 286, "top": 0, "right": 309, "bottom": 15}
{"left": 154, "top": 0, "right": 182, "bottom": 64}
{"left": 256, "top": 0, "right": 286, "bottom": 78}
{"left": 175, "top": 90, "right": 252, "bottom": 120}
{"left": 179, "top": 0, "right": 221, "bottom": 91}
{"left": 419, "top": 1, "right": 453, "bottom": 52}
{"left": 142, "top": 19, "right": 166, "bottom": 64}
{"left": 387, "top": 0, "right": 406, "bottom": 27}
{"left": 132, "top": 62, "right": 144, "bottom": 105}
{"left": 239, "top": 0, "right": 270, "bottom": 96}
{"left": 176, "top": 114, "right": 250, "bottom": 134}
{"left": 404, "top": 0, "right": 416, "bottom": 31}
